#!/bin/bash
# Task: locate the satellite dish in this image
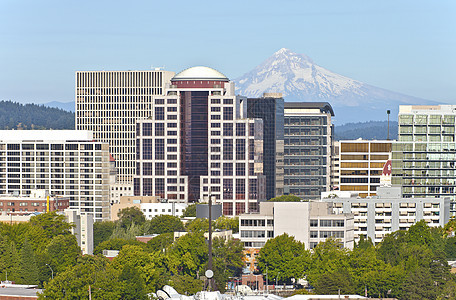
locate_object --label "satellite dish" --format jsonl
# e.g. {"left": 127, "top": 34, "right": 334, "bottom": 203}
{"left": 205, "top": 269, "right": 214, "bottom": 279}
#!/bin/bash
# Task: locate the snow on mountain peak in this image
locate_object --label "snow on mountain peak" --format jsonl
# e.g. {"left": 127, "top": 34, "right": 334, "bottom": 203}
{"left": 234, "top": 48, "right": 361, "bottom": 101}
{"left": 234, "top": 48, "right": 434, "bottom": 124}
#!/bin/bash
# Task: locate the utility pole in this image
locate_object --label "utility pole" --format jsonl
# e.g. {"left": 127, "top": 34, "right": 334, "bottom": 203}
{"left": 207, "top": 189, "right": 214, "bottom": 291}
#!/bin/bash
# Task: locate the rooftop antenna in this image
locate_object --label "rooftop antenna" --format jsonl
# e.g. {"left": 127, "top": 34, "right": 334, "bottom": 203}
{"left": 387, "top": 110, "right": 391, "bottom": 140}
{"left": 151, "top": 66, "right": 165, "bottom": 71}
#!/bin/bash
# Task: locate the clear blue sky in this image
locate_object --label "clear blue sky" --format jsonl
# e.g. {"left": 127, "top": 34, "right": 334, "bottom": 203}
{"left": 1, "top": 0, "right": 455, "bottom": 104}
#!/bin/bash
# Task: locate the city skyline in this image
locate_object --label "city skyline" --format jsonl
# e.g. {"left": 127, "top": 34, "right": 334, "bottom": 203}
{"left": 1, "top": 0, "right": 455, "bottom": 106}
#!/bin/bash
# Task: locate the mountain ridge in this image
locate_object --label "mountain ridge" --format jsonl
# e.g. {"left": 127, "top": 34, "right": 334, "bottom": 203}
{"left": 234, "top": 48, "right": 438, "bottom": 124}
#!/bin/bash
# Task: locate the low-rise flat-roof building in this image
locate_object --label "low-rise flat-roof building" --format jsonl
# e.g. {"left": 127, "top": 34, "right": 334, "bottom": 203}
{"left": 111, "top": 195, "right": 187, "bottom": 220}
{"left": 321, "top": 186, "right": 451, "bottom": 244}
{"left": 0, "top": 189, "right": 69, "bottom": 216}
{"left": 239, "top": 201, "right": 354, "bottom": 250}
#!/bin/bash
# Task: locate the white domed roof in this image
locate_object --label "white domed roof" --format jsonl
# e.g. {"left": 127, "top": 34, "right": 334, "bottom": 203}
{"left": 172, "top": 66, "right": 229, "bottom": 81}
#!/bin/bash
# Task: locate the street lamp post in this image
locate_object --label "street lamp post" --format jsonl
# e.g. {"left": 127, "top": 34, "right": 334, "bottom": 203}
{"left": 46, "top": 264, "right": 54, "bottom": 280}
{"left": 207, "top": 189, "right": 214, "bottom": 291}
{"left": 276, "top": 272, "right": 280, "bottom": 288}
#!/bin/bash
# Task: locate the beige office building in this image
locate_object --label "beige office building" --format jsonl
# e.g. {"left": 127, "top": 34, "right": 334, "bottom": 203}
{"left": 75, "top": 70, "right": 175, "bottom": 184}
{"left": 339, "top": 140, "right": 392, "bottom": 197}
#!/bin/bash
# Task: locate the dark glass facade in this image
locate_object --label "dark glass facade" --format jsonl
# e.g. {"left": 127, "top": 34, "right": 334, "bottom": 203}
{"left": 180, "top": 91, "right": 209, "bottom": 201}
{"left": 247, "top": 97, "right": 284, "bottom": 200}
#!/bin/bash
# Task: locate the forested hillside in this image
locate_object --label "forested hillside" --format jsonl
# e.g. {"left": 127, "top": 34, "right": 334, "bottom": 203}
{"left": 0, "top": 100, "right": 74, "bottom": 129}
{"left": 335, "top": 121, "right": 398, "bottom": 141}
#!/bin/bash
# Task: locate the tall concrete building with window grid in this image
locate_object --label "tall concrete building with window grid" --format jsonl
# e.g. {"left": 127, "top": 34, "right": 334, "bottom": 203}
{"left": 283, "top": 102, "right": 334, "bottom": 199}
{"left": 0, "top": 131, "right": 110, "bottom": 221}
{"left": 392, "top": 105, "right": 456, "bottom": 215}
{"left": 134, "top": 67, "right": 266, "bottom": 216}
{"left": 75, "top": 70, "right": 175, "bottom": 184}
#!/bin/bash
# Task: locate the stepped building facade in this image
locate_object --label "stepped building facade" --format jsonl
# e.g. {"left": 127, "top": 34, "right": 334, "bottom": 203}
{"left": 134, "top": 67, "right": 266, "bottom": 215}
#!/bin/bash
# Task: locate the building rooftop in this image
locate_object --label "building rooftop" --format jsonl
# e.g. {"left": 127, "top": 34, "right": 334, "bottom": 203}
{"left": 172, "top": 66, "right": 229, "bottom": 81}
{"left": 284, "top": 102, "right": 335, "bottom": 116}
{"left": 0, "top": 130, "right": 93, "bottom": 141}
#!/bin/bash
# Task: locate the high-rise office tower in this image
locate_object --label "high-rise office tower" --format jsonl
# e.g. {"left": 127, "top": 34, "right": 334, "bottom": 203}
{"left": 283, "top": 102, "right": 334, "bottom": 199}
{"left": 339, "top": 140, "right": 392, "bottom": 197}
{"left": 247, "top": 93, "right": 284, "bottom": 200}
{"left": 134, "top": 66, "right": 266, "bottom": 216}
{"left": 0, "top": 130, "right": 110, "bottom": 221}
{"left": 392, "top": 105, "right": 456, "bottom": 215}
{"left": 75, "top": 70, "right": 175, "bottom": 184}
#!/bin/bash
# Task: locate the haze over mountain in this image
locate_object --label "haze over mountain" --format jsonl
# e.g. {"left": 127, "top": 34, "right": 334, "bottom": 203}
{"left": 234, "top": 48, "right": 438, "bottom": 124}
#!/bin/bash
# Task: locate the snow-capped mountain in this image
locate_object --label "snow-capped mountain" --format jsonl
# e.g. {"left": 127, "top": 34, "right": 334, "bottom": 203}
{"left": 234, "top": 48, "right": 437, "bottom": 124}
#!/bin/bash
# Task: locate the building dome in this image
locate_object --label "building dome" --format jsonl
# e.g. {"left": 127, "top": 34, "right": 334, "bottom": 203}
{"left": 172, "top": 66, "right": 229, "bottom": 81}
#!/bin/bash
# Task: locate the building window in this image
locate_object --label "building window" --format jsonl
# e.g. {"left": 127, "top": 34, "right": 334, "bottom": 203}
{"left": 223, "top": 179, "right": 233, "bottom": 200}
{"left": 155, "top": 107, "right": 165, "bottom": 120}
{"left": 155, "top": 139, "right": 165, "bottom": 160}
{"left": 155, "top": 123, "right": 165, "bottom": 136}
{"left": 142, "top": 139, "right": 153, "bottom": 160}
{"left": 223, "top": 107, "right": 233, "bottom": 120}
{"left": 155, "top": 163, "right": 164, "bottom": 175}
{"left": 236, "top": 123, "right": 246, "bottom": 136}
{"left": 223, "top": 139, "right": 233, "bottom": 160}
{"left": 236, "top": 179, "right": 245, "bottom": 200}
{"left": 236, "top": 163, "right": 245, "bottom": 176}
{"left": 142, "top": 123, "right": 153, "bottom": 136}
{"left": 236, "top": 139, "right": 245, "bottom": 160}
{"left": 223, "top": 163, "right": 233, "bottom": 176}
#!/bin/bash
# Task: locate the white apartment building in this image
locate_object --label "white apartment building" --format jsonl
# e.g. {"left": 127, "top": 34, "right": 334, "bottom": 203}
{"left": 110, "top": 183, "right": 133, "bottom": 204}
{"left": 0, "top": 130, "right": 111, "bottom": 221}
{"left": 322, "top": 186, "right": 451, "bottom": 244}
{"left": 75, "top": 70, "right": 175, "bottom": 184}
{"left": 239, "top": 201, "right": 354, "bottom": 249}
{"left": 141, "top": 202, "right": 187, "bottom": 219}
{"left": 134, "top": 66, "right": 266, "bottom": 216}
{"left": 65, "top": 209, "right": 94, "bottom": 255}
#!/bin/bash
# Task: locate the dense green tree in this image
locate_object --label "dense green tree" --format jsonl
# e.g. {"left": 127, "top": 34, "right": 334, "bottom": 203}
{"left": 118, "top": 264, "right": 148, "bottom": 300}
{"left": 0, "top": 239, "right": 20, "bottom": 282}
{"left": 185, "top": 218, "right": 209, "bottom": 233}
{"left": 118, "top": 206, "right": 146, "bottom": 228}
{"left": 93, "top": 238, "right": 147, "bottom": 255}
{"left": 168, "top": 274, "right": 204, "bottom": 295}
{"left": 257, "top": 234, "right": 309, "bottom": 283}
{"left": 44, "top": 235, "right": 81, "bottom": 274}
{"left": 147, "top": 232, "right": 174, "bottom": 252}
{"left": 212, "top": 237, "right": 244, "bottom": 292}
{"left": 267, "top": 194, "right": 303, "bottom": 202}
{"left": 38, "top": 255, "right": 115, "bottom": 299}
{"left": 312, "top": 267, "right": 355, "bottom": 295}
{"left": 214, "top": 216, "right": 239, "bottom": 233}
{"left": 400, "top": 267, "right": 439, "bottom": 300}
{"left": 167, "top": 232, "right": 208, "bottom": 277}
{"left": 93, "top": 221, "right": 116, "bottom": 248}
{"left": 110, "top": 222, "right": 143, "bottom": 240}
{"left": 18, "top": 239, "right": 39, "bottom": 284}
{"left": 145, "top": 215, "right": 185, "bottom": 234}
{"left": 182, "top": 204, "right": 197, "bottom": 218}
{"left": 444, "top": 236, "right": 456, "bottom": 259}
{"left": 29, "top": 212, "right": 73, "bottom": 239}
